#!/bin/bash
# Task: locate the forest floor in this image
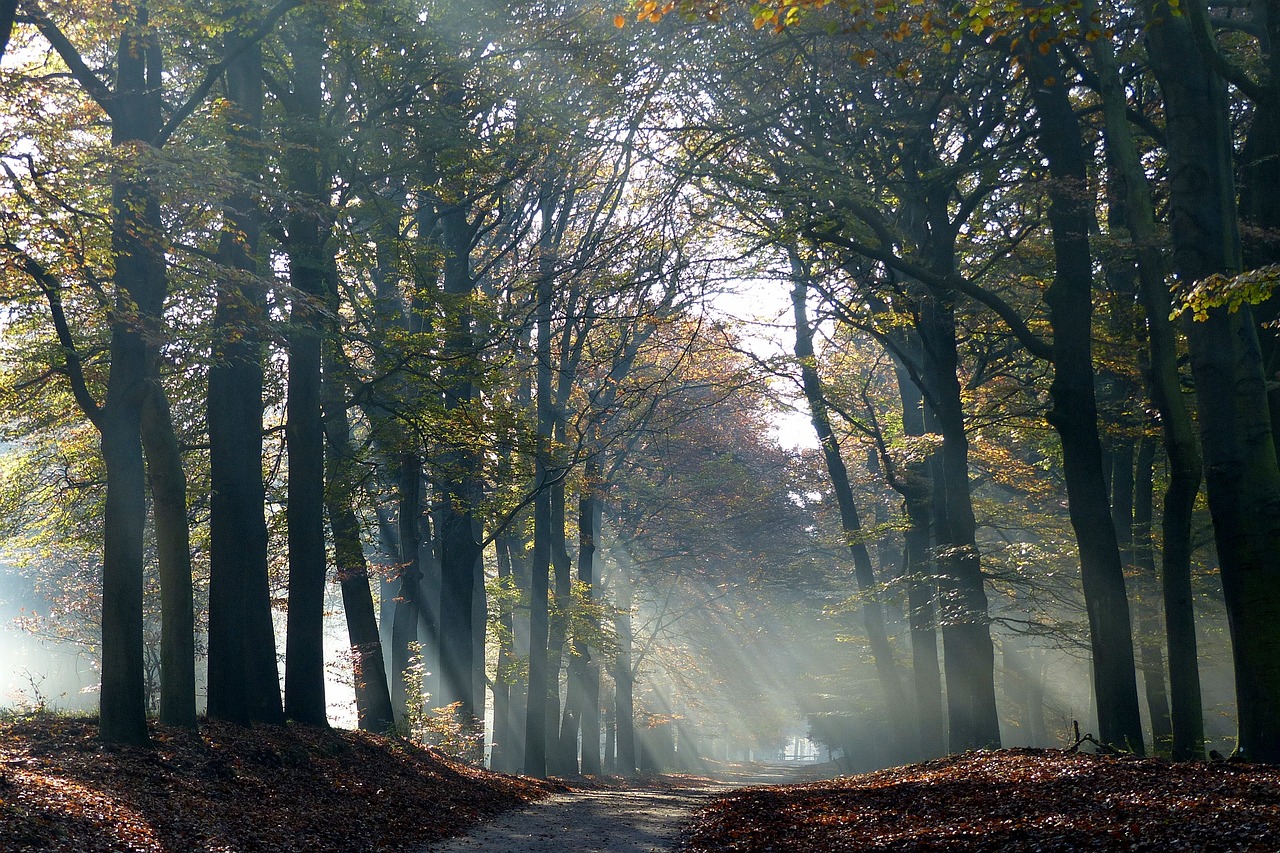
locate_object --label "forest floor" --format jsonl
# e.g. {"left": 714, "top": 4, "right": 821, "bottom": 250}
{"left": 680, "top": 747, "right": 1280, "bottom": 852}
{"left": 5, "top": 717, "right": 1280, "bottom": 852}
{"left": 0, "top": 714, "right": 558, "bottom": 852}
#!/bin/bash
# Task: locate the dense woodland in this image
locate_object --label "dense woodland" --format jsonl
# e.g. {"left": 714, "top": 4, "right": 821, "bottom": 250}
{"left": 0, "top": 0, "right": 1277, "bottom": 781}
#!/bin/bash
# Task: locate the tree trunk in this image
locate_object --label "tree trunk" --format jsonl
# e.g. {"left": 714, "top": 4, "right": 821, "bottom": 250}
{"left": 575, "top": 458, "right": 604, "bottom": 774}
{"left": 490, "top": 534, "right": 517, "bottom": 772}
{"left": 280, "top": 9, "right": 331, "bottom": 727}
{"left": 391, "top": 455, "right": 422, "bottom": 724}
{"left": 614, "top": 568, "right": 636, "bottom": 775}
{"left": 894, "top": 361, "right": 945, "bottom": 759}
{"left": 1133, "top": 436, "right": 1175, "bottom": 753}
{"left": 546, "top": 460, "right": 573, "bottom": 774}
{"left": 524, "top": 230, "right": 555, "bottom": 776}
{"left": 99, "top": 8, "right": 169, "bottom": 745}
{"left": 139, "top": 378, "right": 196, "bottom": 728}
{"left": 1027, "top": 43, "right": 1144, "bottom": 754}
{"left": 918, "top": 296, "right": 1001, "bottom": 751}
{"left": 205, "top": 9, "right": 282, "bottom": 726}
{"left": 1146, "top": 0, "right": 1280, "bottom": 762}
{"left": 791, "top": 270, "right": 913, "bottom": 760}
{"left": 438, "top": 202, "right": 482, "bottom": 728}
{"left": 1081, "top": 3, "right": 1205, "bottom": 759}
{"left": 321, "top": 337, "right": 395, "bottom": 734}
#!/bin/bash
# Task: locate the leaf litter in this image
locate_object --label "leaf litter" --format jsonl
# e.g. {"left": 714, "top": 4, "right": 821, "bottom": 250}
{"left": 679, "top": 748, "right": 1280, "bottom": 852}
{"left": 0, "top": 715, "right": 558, "bottom": 851}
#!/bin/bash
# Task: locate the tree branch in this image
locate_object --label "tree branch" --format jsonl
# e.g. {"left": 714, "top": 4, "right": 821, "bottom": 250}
{"left": 807, "top": 224, "right": 1054, "bottom": 361}
{"left": 20, "top": 0, "right": 118, "bottom": 121}
{"left": 154, "top": 0, "right": 304, "bottom": 147}
{"left": 1, "top": 242, "right": 103, "bottom": 427}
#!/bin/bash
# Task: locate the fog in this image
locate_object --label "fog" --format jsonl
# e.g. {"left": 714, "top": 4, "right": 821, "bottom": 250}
{"left": 0, "top": 563, "right": 97, "bottom": 714}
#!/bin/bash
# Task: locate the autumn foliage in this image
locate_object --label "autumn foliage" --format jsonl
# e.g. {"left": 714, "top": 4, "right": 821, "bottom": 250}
{"left": 0, "top": 715, "right": 558, "bottom": 852}
{"left": 681, "top": 749, "right": 1280, "bottom": 851}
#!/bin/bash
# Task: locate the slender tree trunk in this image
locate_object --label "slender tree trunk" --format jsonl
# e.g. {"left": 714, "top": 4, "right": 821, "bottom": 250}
{"left": 490, "top": 535, "right": 516, "bottom": 772}
{"left": 321, "top": 334, "right": 395, "bottom": 733}
{"left": 139, "top": 379, "right": 196, "bottom": 728}
{"left": 577, "top": 457, "right": 604, "bottom": 774}
{"left": 1027, "top": 42, "right": 1144, "bottom": 754}
{"left": 391, "top": 456, "right": 422, "bottom": 723}
{"left": 1133, "top": 436, "right": 1174, "bottom": 753}
{"left": 546, "top": 458, "right": 573, "bottom": 773}
{"left": 918, "top": 297, "right": 1001, "bottom": 751}
{"left": 614, "top": 568, "right": 636, "bottom": 775}
{"left": 791, "top": 270, "right": 913, "bottom": 759}
{"left": 525, "top": 233, "right": 555, "bottom": 776}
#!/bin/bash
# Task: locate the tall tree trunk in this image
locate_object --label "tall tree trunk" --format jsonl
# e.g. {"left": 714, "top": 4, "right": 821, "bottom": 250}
{"left": 791, "top": 270, "right": 913, "bottom": 759}
{"left": 437, "top": 202, "right": 482, "bottom": 729}
{"left": 321, "top": 336, "right": 396, "bottom": 734}
{"left": 524, "top": 223, "right": 555, "bottom": 776}
{"left": 1026, "top": 41, "right": 1144, "bottom": 754}
{"left": 205, "top": 7, "right": 283, "bottom": 726}
{"left": 98, "top": 7, "right": 169, "bottom": 746}
{"left": 490, "top": 534, "right": 517, "bottom": 772}
{"left": 1133, "top": 436, "right": 1175, "bottom": 753}
{"left": 1236, "top": 4, "right": 1280, "bottom": 449}
{"left": 918, "top": 296, "right": 1001, "bottom": 751}
{"left": 1146, "top": 0, "right": 1280, "bottom": 762}
{"left": 391, "top": 456, "right": 422, "bottom": 723}
{"left": 893, "top": 361, "right": 945, "bottom": 759}
{"left": 1081, "top": 3, "right": 1204, "bottom": 758}
{"left": 546, "top": 454, "right": 573, "bottom": 774}
{"left": 139, "top": 379, "right": 195, "bottom": 728}
{"left": 281, "top": 7, "right": 329, "bottom": 727}
{"left": 614, "top": 568, "right": 636, "bottom": 775}
{"left": 573, "top": 456, "right": 604, "bottom": 775}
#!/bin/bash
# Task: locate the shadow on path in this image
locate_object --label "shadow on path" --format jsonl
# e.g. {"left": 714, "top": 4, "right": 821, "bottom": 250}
{"left": 424, "top": 787, "right": 722, "bottom": 853}
{"left": 423, "top": 761, "right": 837, "bottom": 852}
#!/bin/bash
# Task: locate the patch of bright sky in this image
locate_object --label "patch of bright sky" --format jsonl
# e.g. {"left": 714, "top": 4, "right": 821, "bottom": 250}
{"left": 706, "top": 275, "right": 817, "bottom": 451}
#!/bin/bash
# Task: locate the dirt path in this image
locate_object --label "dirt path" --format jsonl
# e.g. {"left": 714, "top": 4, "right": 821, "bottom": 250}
{"left": 421, "top": 762, "right": 836, "bottom": 852}
{"left": 422, "top": 786, "right": 723, "bottom": 853}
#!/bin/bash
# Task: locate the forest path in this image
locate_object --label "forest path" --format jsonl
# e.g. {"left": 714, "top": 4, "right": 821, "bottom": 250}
{"left": 420, "top": 785, "right": 724, "bottom": 852}
{"left": 421, "top": 761, "right": 835, "bottom": 852}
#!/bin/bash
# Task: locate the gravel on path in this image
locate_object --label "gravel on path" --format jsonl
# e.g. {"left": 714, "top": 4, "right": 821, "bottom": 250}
{"left": 422, "top": 786, "right": 723, "bottom": 853}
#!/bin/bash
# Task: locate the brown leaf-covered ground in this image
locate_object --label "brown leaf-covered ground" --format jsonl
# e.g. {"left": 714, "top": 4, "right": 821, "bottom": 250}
{"left": 0, "top": 714, "right": 559, "bottom": 852}
{"left": 680, "top": 748, "right": 1280, "bottom": 852}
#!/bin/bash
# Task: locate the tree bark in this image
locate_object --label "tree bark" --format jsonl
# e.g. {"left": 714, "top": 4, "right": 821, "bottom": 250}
{"left": 1081, "top": 3, "right": 1204, "bottom": 758}
{"left": 791, "top": 270, "right": 913, "bottom": 760}
{"left": 1133, "top": 436, "right": 1175, "bottom": 753}
{"left": 437, "top": 202, "right": 483, "bottom": 728}
{"left": 391, "top": 456, "right": 422, "bottom": 724}
{"left": 614, "top": 568, "right": 636, "bottom": 775}
{"left": 893, "top": 361, "right": 945, "bottom": 759}
{"left": 281, "top": 7, "right": 330, "bottom": 727}
{"left": 321, "top": 334, "right": 396, "bottom": 734}
{"left": 1026, "top": 42, "right": 1144, "bottom": 754}
{"left": 1146, "top": 0, "right": 1280, "bottom": 762}
{"left": 574, "top": 457, "right": 604, "bottom": 774}
{"left": 205, "top": 9, "right": 283, "bottom": 726}
{"left": 139, "top": 378, "right": 196, "bottom": 728}
{"left": 98, "top": 7, "right": 168, "bottom": 746}
{"left": 918, "top": 296, "right": 1001, "bottom": 751}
